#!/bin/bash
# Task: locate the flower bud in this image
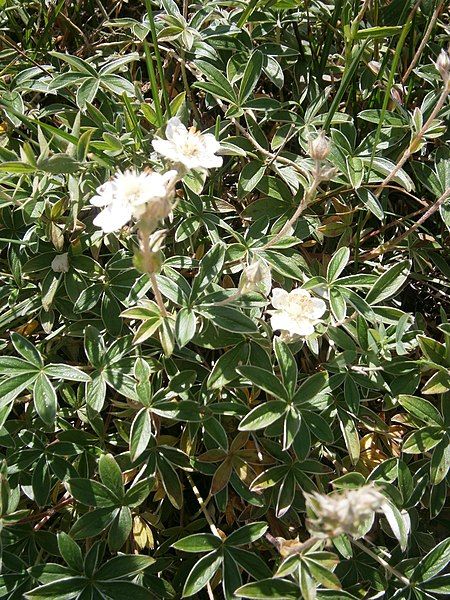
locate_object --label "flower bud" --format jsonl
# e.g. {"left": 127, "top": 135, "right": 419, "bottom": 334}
{"left": 239, "top": 260, "right": 271, "bottom": 295}
{"left": 436, "top": 49, "right": 450, "bottom": 82}
{"left": 309, "top": 131, "right": 330, "bottom": 161}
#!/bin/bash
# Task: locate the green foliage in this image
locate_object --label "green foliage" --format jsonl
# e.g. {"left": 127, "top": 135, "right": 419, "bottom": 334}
{"left": 0, "top": 0, "right": 449, "bottom": 599}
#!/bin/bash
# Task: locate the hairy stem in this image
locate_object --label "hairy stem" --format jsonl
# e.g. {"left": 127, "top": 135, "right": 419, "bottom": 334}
{"left": 360, "top": 187, "right": 450, "bottom": 260}
{"left": 375, "top": 81, "right": 450, "bottom": 196}
{"left": 261, "top": 177, "right": 321, "bottom": 250}
{"left": 187, "top": 474, "right": 220, "bottom": 537}
{"left": 352, "top": 538, "right": 410, "bottom": 588}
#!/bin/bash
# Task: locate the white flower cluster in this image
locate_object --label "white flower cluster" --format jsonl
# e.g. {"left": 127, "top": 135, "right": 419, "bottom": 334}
{"left": 90, "top": 117, "right": 223, "bottom": 233}
{"left": 305, "top": 484, "right": 386, "bottom": 539}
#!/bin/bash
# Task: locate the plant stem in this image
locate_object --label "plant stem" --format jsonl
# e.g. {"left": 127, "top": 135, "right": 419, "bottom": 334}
{"left": 401, "top": 0, "right": 445, "bottom": 84}
{"left": 144, "top": 0, "right": 171, "bottom": 117}
{"left": 360, "top": 186, "right": 450, "bottom": 260}
{"left": 139, "top": 227, "right": 168, "bottom": 317}
{"left": 149, "top": 272, "right": 168, "bottom": 317}
{"left": 187, "top": 474, "right": 220, "bottom": 537}
{"left": 375, "top": 81, "right": 450, "bottom": 196}
{"left": 261, "top": 177, "right": 321, "bottom": 250}
{"left": 352, "top": 538, "right": 410, "bottom": 588}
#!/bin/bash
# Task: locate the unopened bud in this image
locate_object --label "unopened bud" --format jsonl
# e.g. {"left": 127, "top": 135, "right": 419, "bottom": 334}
{"left": 436, "top": 49, "right": 450, "bottom": 82}
{"left": 309, "top": 131, "right": 330, "bottom": 161}
{"left": 239, "top": 260, "right": 271, "bottom": 296}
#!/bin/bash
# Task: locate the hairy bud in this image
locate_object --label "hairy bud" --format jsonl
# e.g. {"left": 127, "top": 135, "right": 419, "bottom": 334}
{"left": 309, "top": 131, "right": 331, "bottom": 161}
{"left": 239, "top": 259, "right": 271, "bottom": 296}
{"left": 436, "top": 49, "right": 450, "bottom": 83}
{"left": 305, "top": 484, "right": 385, "bottom": 539}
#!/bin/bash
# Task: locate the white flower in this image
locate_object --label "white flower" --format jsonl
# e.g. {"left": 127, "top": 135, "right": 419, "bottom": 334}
{"left": 90, "top": 169, "right": 177, "bottom": 233}
{"left": 269, "top": 288, "right": 326, "bottom": 337}
{"left": 152, "top": 117, "right": 223, "bottom": 170}
{"left": 51, "top": 253, "right": 69, "bottom": 273}
{"left": 305, "top": 484, "right": 386, "bottom": 539}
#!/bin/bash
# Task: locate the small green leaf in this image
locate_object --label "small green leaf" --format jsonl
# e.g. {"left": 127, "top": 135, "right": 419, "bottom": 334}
{"left": 239, "top": 401, "right": 287, "bottom": 431}
{"left": 33, "top": 374, "right": 57, "bottom": 425}
{"left": 172, "top": 533, "right": 222, "bottom": 553}
{"left": 182, "top": 551, "right": 222, "bottom": 597}
{"left": 366, "top": 261, "right": 410, "bottom": 305}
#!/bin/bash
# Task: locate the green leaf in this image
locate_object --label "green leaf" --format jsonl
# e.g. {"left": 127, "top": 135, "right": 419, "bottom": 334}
{"left": 0, "top": 161, "right": 37, "bottom": 173}
{"left": 398, "top": 395, "right": 443, "bottom": 427}
{"left": 225, "top": 522, "right": 268, "bottom": 547}
{"left": 108, "top": 505, "right": 132, "bottom": 551}
{"left": 382, "top": 501, "right": 408, "bottom": 551}
{"left": 200, "top": 306, "right": 258, "bottom": 334}
{"left": 237, "top": 366, "right": 289, "bottom": 401}
{"left": 293, "top": 372, "right": 329, "bottom": 405}
{"left": 236, "top": 578, "right": 301, "bottom": 599}
{"left": 182, "top": 551, "right": 222, "bottom": 597}
{"left": 11, "top": 332, "right": 43, "bottom": 367}
{"left": 38, "top": 154, "right": 81, "bottom": 174}
{"left": 239, "top": 401, "right": 287, "bottom": 431}
{"left": 402, "top": 427, "right": 443, "bottom": 454}
{"left": 99, "top": 454, "right": 124, "bottom": 500}
{"left": 356, "top": 188, "right": 384, "bottom": 220}
{"left": 355, "top": 25, "right": 403, "bottom": 40}
{"left": 273, "top": 338, "right": 297, "bottom": 397}
{"left": 172, "top": 533, "right": 222, "bottom": 553}
{"left": 25, "top": 577, "right": 87, "bottom": 600}
{"left": 194, "top": 60, "right": 237, "bottom": 103}
{"left": 412, "top": 538, "right": 450, "bottom": 583}
{"left": 238, "top": 160, "right": 266, "bottom": 198}
{"left": 327, "top": 247, "right": 350, "bottom": 282}
{"left": 97, "top": 581, "right": 153, "bottom": 600}
{"left": 124, "top": 477, "right": 155, "bottom": 508}
{"left": 175, "top": 308, "right": 197, "bottom": 348}
{"left": 70, "top": 507, "right": 118, "bottom": 540}
{"left": 57, "top": 533, "right": 84, "bottom": 573}
{"left": 67, "top": 478, "right": 117, "bottom": 507}
{"left": 33, "top": 374, "right": 57, "bottom": 425}
{"left": 95, "top": 555, "right": 155, "bottom": 581}
{"left": 239, "top": 50, "right": 263, "bottom": 104}
{"left": 130, "top": 408, "right": 152, "bottom": 461}
{"left": 45, "top": 364, "right": 91, "bottom": 382}
{"left": 207, "top": 342, "right": 250, "bottom": 390}
{"left": 366, "top": 261, "right": 410, "bottom": 305}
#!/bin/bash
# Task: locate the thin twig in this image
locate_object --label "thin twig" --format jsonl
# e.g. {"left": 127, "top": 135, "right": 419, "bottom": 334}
{"left": 187, "top": 474, "right": 220, "bottom": 537}
{"left": 401, "top": 0, "right": 445, "bottom": 84}
{"left": 352, "top": 538, "right": 410, "bottom": 587}
{"left": 261, "top": 177, "right": 321, "bottom": 250}
{"left": 360, "top": 187, "right": 450, "bottom": 260}
{"left": 375, "top": 82, "right": 450, "bottom": 196}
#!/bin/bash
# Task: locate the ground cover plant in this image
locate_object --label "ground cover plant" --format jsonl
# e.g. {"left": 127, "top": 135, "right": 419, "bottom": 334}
{"left": 0, "top": 0, "right": 449, "bottom": 598}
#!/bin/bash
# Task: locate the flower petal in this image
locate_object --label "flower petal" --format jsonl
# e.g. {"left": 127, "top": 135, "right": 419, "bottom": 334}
{"left": 165, "top": 117, "right": 186, "bottom": 140}
{"left": 290, "top": 318, "right": 315, "bottom": 336}
{"left": 152, "top": 139, "right": 182, "bottom": 162}
{"left": 271, "top": 288, "right": 289, "bottom": 309}
{"left": 93, "top": 202, "right": 132, "bottom": 233}
{"left": 309, "top": 298, "right": 327, "bottom": 319}
{"left": 290, "top": 288, "right": 311, "bottom": 299}
{"left": 270, "top": 312, "right": 299, "bottom": 333}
